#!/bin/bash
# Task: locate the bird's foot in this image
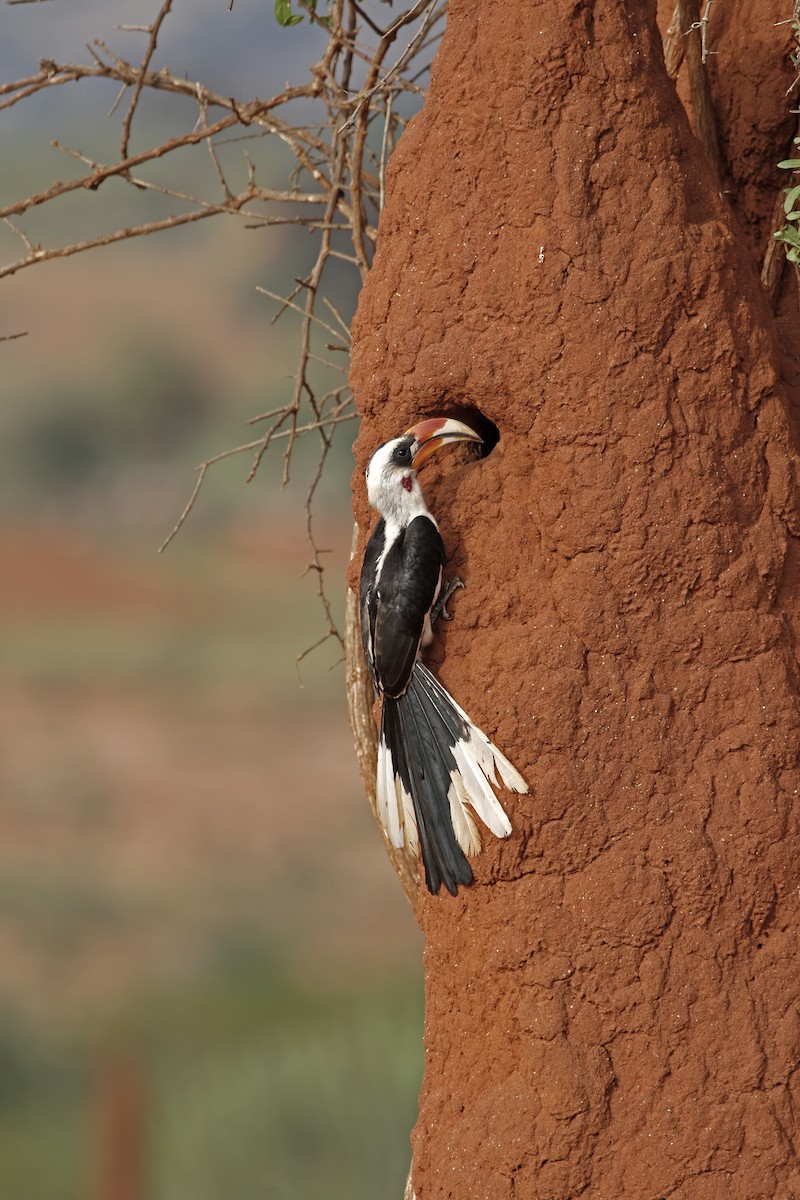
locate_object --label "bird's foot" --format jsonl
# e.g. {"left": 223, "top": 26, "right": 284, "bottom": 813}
{"left": 431, "top": 577, "right": 464, "bottom": 624}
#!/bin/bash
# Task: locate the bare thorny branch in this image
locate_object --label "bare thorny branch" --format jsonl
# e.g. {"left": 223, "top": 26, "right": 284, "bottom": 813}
{"left": 2, "top": 0, "right": 447, "bottom": 658}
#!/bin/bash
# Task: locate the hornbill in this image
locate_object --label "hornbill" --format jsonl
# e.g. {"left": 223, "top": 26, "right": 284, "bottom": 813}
{"left": 359, "top": 416, "right": 528, "bottom": 895}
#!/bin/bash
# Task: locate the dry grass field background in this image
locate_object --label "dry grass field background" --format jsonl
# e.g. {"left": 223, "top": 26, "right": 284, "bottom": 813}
{"left": 1, "top": 191, "right": 422, "bottom": 1197}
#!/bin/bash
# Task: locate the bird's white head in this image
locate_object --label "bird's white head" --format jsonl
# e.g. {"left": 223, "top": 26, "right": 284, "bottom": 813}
{"left": 365, "top": 417, "right": 482, "bottom": 524}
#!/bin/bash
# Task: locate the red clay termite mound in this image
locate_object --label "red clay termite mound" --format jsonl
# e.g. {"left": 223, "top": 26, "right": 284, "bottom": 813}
{"left": 350, "top": 2, "right": 800, "bottom": 1196}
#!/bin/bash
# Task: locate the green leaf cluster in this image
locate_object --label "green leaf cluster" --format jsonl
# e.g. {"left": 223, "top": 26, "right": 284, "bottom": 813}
{"left": 775, "top": 7, "right": 800, "bottom": 266}
{"left": 274, "top": 0, "right": 323, "bottom": 26}
{"left": 775, "top": 138, "right": 800, "bottom": 264}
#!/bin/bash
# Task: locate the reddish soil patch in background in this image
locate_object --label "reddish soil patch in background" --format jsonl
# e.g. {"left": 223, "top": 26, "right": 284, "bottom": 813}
{"left": 0, "top": 523, "right": 417, "bottom": 1018}
{"left": 350, "top": 1, "right": 800, "bottom": 1196}
{"left": 0, "top": 528, "right": 173, "bottom": 617}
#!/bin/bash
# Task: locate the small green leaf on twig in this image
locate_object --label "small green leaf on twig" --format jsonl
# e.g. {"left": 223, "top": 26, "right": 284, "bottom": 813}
{"left": 775, "top": 226, "right": 800, "bottom": 247}
{"left": 784, "top": 184, "right": 800, "bottom": 214}
{"left": 774, "top": 44, "right": 800, "bottom": 279}
{"left": 274, "top": 0, "right": 323, "bottom": 25}
{"left": 274, "top": 0, "right": 303, "bottom": 26}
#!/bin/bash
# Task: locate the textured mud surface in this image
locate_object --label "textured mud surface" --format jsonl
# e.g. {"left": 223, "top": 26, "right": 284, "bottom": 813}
{"left": 350, "top": 2, "right": 800, "bottom": 1196}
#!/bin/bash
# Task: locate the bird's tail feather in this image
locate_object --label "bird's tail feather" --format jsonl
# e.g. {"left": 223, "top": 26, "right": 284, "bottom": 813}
{"left": 377, "top": 662, "right": 528, "bottom": 895}
{"left": 416, "top": 664, "right": 529, "bottom": 797}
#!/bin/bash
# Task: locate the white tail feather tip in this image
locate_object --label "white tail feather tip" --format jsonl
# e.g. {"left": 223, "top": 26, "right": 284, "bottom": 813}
{"left": 452, "top": 741, "right": 514, "bottom": 840}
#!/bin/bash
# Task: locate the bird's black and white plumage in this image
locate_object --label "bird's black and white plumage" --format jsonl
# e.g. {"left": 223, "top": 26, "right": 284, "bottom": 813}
{"left": 359, "top": 417, "right": 528, "bottom": 895}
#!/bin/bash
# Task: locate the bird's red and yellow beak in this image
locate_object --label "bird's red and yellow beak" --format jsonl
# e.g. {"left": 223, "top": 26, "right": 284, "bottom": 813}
{"left": 406, "top": 417, "right": 482, "bottom": 469}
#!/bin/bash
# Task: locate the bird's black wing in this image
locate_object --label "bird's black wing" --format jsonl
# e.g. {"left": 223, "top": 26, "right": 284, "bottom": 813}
{"left": 359, "top": 517, "right": 385, "bottom": 691}
{"left": 372, "top": 514, "right": 445, "bottom": 698}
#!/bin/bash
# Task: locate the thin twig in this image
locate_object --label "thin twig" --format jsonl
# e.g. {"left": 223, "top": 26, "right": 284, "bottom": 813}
{"left": 339, "top": 0, "right": 438, "bottom": 134}
{"left": 120, "top": 0, "right": 174, "bottom": 161}
{"left": 256, "top": 286, "right": 343, "bottom": 341}
{"left": 1, "top": 200, "right": 242, "bottom": 280}
{"left": 158, "top": 463, "right": 210, "bottom": 553}
{"left": 321, "top": 294, "right": 353, "bottom": 340}
{"left": 699, "top": 0, "right": 715, "bottom": 64}
{"left": 379, "top": 88, "right": 393, "bottom": 211}
{"left": 160, "top": 409, "right": 357, "bottom": 551}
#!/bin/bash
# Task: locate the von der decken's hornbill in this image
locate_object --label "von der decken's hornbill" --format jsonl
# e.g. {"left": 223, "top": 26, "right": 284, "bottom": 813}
{"left": 359, "top": 417, "right": 528, "bottom": 895}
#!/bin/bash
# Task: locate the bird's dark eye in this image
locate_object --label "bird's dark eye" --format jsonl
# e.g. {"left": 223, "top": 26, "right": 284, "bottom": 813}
{"left": 392, "top": 443, "right": 412, "bottom": 465}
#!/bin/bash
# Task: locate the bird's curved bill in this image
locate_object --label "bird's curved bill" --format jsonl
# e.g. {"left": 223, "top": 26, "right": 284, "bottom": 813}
{"left": 406, "top": 417, "right": 482, "bottom": 469}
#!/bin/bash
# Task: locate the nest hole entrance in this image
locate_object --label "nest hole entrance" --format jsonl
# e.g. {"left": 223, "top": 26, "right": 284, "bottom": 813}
{"left": 443, "top": 405, "right": 500, "bottom": 458}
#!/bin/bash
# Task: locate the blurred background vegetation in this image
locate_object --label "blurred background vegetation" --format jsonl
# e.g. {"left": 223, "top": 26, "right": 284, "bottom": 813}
{"left": 1, "top": 4, "right": 424, "bottom": 1197}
